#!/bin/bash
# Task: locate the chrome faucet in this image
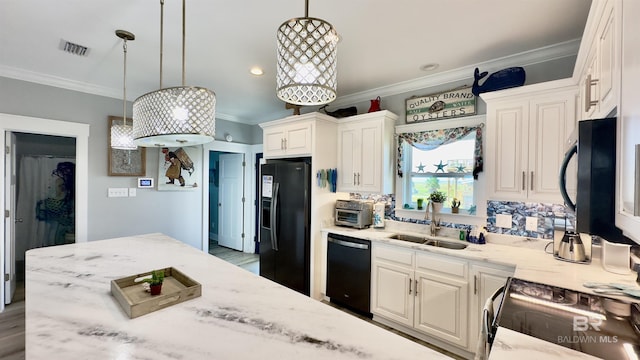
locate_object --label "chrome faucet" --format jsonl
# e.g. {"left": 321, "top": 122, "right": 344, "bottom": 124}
{"left": 430, "top": 218, "right": 440, "bottom": 236}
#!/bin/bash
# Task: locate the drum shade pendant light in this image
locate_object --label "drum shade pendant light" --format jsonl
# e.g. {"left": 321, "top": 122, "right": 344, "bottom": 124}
{"left": 276, "top": 0, "right": 338, "bottom": 106}
{"left": 111, "top": 30, "right": 137, "bottom": 150}
{"left": 133, "top": 0, "right": 216, "bottom": 147}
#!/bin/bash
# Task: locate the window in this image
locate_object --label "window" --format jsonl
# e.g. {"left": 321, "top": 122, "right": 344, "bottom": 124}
{"left": 405, "top": 132, "right": 475, "bottom": 211}
{"left": 396, "top": 120, "right": 484, "bottom": 216}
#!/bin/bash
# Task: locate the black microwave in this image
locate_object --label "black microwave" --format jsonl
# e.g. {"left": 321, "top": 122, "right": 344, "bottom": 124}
{"left": 559, "top": 117, "right": 630, "bottom": 243}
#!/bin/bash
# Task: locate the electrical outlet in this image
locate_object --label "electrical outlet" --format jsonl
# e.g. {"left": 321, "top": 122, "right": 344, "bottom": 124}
{"left": 128, "top": 188, "right": 137, "bottom": 197}
{"left": 107, "top": 188, "right": 128, "bottom": 197}
{"left": 496, "top": 214, "right": 512, "bottom": 228}
{"left": 525, "top": 216, "right": 538, "bottom": 231}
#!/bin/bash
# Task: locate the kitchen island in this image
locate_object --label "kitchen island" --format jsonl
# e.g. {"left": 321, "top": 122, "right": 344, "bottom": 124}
{"left": 25, "top": 233, "right": 453, "bottom": 360}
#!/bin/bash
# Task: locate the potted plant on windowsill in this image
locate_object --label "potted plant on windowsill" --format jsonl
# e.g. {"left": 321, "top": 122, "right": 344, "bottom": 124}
{"left": 451, "top": 198, "right": 461, "bottom": 214}
{"left": 427, "top": 191, "right": 447, "bottom": 216}
{"left": 144, "top": 270, "right": 165, "bottom": 296}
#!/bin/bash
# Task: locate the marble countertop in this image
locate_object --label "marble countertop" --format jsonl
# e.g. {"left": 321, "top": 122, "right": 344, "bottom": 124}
{"left": 322, "top": 222, "right": 640, "bottom": 360}
{"left": 322, "top": 224, "right": 640, "bottom": 296}
{"left": 25, "top": 233, "right": 453, "bottom": 360}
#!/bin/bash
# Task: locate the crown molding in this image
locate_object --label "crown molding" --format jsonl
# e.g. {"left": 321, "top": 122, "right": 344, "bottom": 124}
{"left": 0, "top": 39, "right": 580, "bottom": 125}
{"left": 328, "top": 38, "right": 581, "bottom": 109}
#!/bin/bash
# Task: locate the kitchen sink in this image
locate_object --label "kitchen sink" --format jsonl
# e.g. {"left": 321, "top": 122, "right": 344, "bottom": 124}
{"left": 388, "top": 234, "right": 427, "bottom": 243}
{"left": 388, "top": 234, "right": 468, "bottom": 250}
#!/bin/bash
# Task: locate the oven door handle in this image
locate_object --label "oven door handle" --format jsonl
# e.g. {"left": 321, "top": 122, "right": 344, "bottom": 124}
{"left": 483, "top": 285, "right": 505, "bottom": 347}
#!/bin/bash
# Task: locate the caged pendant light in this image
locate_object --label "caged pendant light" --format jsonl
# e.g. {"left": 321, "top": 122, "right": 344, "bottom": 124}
{"left": 276, "top": 0, "right": 339, "bottom": 106}
{"left": 111, "top": 30, "right": 137, "bottom": 150}
{"left": 133, "top": 0, "right": 216, "bottom": 147}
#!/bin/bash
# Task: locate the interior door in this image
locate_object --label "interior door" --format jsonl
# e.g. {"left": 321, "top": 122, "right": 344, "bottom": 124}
{"left": 4, "top": 132, "right": 16, "bottom": 304}
{"left": 217, "top": 153, "right": 244, "bottom": 251}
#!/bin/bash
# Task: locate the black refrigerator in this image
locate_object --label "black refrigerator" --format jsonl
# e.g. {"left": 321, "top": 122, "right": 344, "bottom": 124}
{"left": 259, "top": 159, "right": 311, "bottom": 296}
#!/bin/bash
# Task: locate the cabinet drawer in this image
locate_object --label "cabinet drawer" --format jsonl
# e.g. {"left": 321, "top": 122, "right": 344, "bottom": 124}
{"left": 374, "top": 245, "right": 414, "bottom": 267}
{"left": 416, "top": 252, "right": 467, "bottom": 278}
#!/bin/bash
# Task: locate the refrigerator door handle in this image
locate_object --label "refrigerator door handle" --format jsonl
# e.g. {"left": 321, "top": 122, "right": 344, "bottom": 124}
{"left": 272, "top": 182, "right": 280, "bottom": 251}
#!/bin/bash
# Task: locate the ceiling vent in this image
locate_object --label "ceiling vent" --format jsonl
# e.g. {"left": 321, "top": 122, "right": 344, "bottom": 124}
{"left": 59, "top": 39, "right": 90, "bottom": 56}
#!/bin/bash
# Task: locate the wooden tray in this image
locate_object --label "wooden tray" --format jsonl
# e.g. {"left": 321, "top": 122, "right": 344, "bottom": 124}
{"left": 111, "top": 267, "right": 201, "bottom": 319}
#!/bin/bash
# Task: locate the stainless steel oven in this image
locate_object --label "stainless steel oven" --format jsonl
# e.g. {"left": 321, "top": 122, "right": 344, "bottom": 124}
{"left": 491, "top": 278, "right": 640, "bottom": 360}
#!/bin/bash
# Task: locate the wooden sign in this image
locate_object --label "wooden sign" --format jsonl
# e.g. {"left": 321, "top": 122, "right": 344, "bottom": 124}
{"left": 405, "top": 87, "right": 476, "bottom": 123}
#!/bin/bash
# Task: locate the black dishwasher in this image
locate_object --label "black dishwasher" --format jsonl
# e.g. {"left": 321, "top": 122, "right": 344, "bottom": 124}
{"left": 326, "top": 233, "right": 371, "bottom": 317}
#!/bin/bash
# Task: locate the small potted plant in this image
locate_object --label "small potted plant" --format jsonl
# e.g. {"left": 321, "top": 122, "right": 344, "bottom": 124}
{"left": 428, "top": 191, "right": 447, "bottom": 215}
{"left": 451, "top": 198, "right": 461, "bottom": 213}
{"left": 144, "top": 269, "right": 165, "bottom": 295}
{"left": 428, "top": 191, "right": 447, "bottom": 204}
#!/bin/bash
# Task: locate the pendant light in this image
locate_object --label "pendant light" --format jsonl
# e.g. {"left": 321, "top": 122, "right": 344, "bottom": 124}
{"left": 133, "top": 0, "right": 216, "bottom": 147}
{"left": 276, "top": 0, "right": 338, "bottom": 106}
{"left": 111, "top": 30, "right": 137, "bottom": 150}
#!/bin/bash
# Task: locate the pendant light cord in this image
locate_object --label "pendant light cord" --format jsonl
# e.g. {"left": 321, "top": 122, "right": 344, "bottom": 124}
{"left": 159, "top": 0, "right": 164, "bottom": 89}
{"left": 122, "top": 38, "right": 128, "bottom": 126}
{"left": 305, "top": 0, "right": 309, "bottom": 17}
{"left": 182, "top": 0, "right": 186, "bottom": 86}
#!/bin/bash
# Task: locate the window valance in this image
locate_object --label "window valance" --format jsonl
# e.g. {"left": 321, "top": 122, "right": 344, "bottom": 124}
{"left": 396, "top": 124, "right": 484, "bottom": 179}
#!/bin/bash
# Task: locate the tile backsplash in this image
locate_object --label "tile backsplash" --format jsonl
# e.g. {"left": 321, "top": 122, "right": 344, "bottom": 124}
{"left": 486, "top": 200, "right": 572, "bottom": 239}
{"left": 351, "top": 194, "right": 572, "bottom": 239}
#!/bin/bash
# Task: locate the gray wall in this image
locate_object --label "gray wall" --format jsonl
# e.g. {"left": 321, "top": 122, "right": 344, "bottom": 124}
{"left": 0, "top": 76, "right": 257, "bottom": 248}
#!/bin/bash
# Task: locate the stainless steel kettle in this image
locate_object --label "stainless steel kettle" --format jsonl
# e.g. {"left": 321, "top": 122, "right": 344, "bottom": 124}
{"left": 557, "top": 231, "right": 586, "bottom": 262}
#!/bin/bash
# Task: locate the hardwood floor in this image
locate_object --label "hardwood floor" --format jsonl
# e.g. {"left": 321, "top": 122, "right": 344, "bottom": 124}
{"left": 208, "top": 240, "right": 259, "bottom": 274}
{"left": 0, "top": 281, "right": 25, "bottom": 360}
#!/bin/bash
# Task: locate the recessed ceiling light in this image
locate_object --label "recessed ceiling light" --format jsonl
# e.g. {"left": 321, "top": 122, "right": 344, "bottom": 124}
{"left": 420, "top": 63, "right": 439, "bottom": 71}
{"left": 250, "top": 67, "right": 264, "bottom": 76}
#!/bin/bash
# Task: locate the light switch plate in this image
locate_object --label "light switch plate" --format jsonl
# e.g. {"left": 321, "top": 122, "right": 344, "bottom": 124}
{"left": 128, "top": 188, "right": 137, "bottom": 197}
{"left": 108, "top": 188, "right": 128, "bottom": 197}
{"left": 525, "top": 216, "right": 538, "bottom": 231}
{"left": 496, "top": 214, "right": 512, "bottom": 228}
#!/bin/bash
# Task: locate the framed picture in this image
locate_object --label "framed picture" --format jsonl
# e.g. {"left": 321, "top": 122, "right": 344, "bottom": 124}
{"left": 107, "top": 116, "right": 146, "bottom": 176}
{"left": 157, "top": 146, "right": 201, "bottom": 191}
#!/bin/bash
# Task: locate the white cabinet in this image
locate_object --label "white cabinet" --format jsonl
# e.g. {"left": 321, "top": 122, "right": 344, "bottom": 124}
{"left": 261, "top": 120, "right": 312, "bottom": 158}
{"left": 468, "top": 263, "right": 514, "bottom": 352}
{"left": 615, "top": 0, "right": 640, "bottom": 242}
{"left": 482, "top": 81, "right": 577, "bottom": 203}
{"left": 337, "top": 110, "right": 397, "bottom": 193}
{"left": 372, "top": 244, "right": 469, "bottom": 349}
{"left": 413, "top": 252, "right": 469, "bottom": 348}
{"left": 578, "top": 0, "right": 620, "bottom": 120}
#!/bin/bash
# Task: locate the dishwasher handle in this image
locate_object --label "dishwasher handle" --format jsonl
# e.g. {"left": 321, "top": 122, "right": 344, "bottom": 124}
{"left": 328, "top": 236, "right": 369, "bottom": 250}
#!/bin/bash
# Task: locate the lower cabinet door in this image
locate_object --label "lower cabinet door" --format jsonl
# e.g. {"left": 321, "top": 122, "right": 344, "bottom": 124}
{"left": 414, "top": 270, "right": 469, "bottom": 348}
{"left": 372, "top": 262, "right": 413, "bottom": 327}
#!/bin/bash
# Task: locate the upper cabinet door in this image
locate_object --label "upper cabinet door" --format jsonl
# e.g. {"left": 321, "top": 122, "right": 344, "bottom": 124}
{"left": 486, "top": 100, "right": 528, "bottom": 200}
{"left": 336, "top": 111, "right": 397, "bottom": 194}
{"left": 484, "top": 82, "right": 577, "bottom": 203}
{"left": 262, "top": 121, "right": 312, "bottom": 159}
{"left": 528, "top": 94, "right": 576, "bottom": 203}
{"left": 597, "top": 0, "right": 618, "bottom": 116}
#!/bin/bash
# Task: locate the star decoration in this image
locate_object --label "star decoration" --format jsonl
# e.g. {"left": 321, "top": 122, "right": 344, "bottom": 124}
{"left": 416, "top": 162, "right": 426, "bottom": 173}
{"left": 456, "top": 164, "right": 466, "bottom": 173}
{"left": 433, "top": 160, "right": 447, "bottom": 173}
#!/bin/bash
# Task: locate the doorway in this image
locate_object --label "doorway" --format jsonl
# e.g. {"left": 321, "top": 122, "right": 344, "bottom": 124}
{"left": 12, "top": 133, "right": 77, "bottom": 289}
{"left": 1, "top": 113, "right": 89, "bottom": 313}
{"left": 203, "top": 143, "right": 261, "bottom": 274}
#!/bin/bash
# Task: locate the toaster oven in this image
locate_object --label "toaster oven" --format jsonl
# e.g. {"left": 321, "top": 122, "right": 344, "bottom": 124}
{"left": 335, "top": 200, "right": 373, "bottom": 229}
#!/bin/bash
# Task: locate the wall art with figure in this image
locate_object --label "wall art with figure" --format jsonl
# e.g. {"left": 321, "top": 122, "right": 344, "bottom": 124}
{"left": 157, "top": 146, "right": 201, "bottom": 191}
